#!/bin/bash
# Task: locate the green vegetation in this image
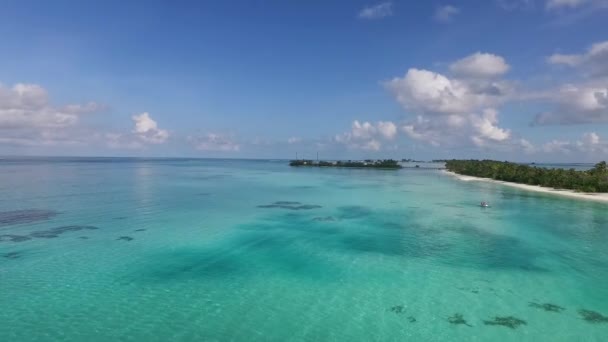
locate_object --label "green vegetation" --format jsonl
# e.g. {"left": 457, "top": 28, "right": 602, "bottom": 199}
{"left": 289, "top": 159, "right": 402, "bottom": 169}
{"left": 445, "top": 160, "right": 608, "bottom": 193}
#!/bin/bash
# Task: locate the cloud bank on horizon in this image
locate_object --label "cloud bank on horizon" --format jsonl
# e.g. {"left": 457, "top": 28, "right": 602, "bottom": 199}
{"left": 0, "top": 0, "right": 607, "bottom": 161}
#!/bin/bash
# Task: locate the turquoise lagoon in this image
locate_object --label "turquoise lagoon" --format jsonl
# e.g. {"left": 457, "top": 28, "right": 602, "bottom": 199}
{"left": 1, "top": 158, "right": 607, "bottom": 341}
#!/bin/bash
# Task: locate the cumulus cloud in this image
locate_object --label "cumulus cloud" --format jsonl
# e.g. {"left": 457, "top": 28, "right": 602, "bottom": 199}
{"left": 470, "top": 108, "right": 511, "bottom": 145}
{"left": 539, "top": 132, "right": 608, "bottom": 154}
{"left": 189, "top": 133, "right": 240, "bottom": 152}
{"left": 534, "top": 41, "right": 608, "bottom": 125}
{"left": 434, "top": 5, "right": 460, "bottom": 22}
{"left": 385, "top": 57, "right": 513, "bottom": 148}
{"left": 386, "top": 68, "right": 510, "bottom": 115}
{"left": 376, "top": 121, "right": 398, "bottom": 139}
{"left": 358, "top": 2, "right": 393, "bottom": 19}
{"left": 450, "top": 52, "right": 510, "bottom": 78}
{"left": 132, "top": 112, "right": 169, "bottom": 144}
{"left": 532, "top": 82, "right": 608, "bottom": 125}
{"left": 104, "top": 112, "right": 169, "bottom": 149}
{"left": 0, "top": 82, "right": 103, "bottom": 146}
{"left": 334, "top": 120, "right": 397, "bottom": 151}
{"left": 548, "top": 40, "right": 608, "bottom": 76}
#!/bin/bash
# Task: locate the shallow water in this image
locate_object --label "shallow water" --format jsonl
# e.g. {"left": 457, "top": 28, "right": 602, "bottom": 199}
{"left": 1, "top": 158, "right": 607, "bottom": 341}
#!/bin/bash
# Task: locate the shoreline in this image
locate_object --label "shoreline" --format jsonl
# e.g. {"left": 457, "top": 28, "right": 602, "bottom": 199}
{"left": 443, "top": 170, "right": 608, "bottom": 203}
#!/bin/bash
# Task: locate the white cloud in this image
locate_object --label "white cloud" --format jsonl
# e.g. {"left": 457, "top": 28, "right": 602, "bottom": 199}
{"left": 190, "top": 133, "right": 240, "bottom": 152}
{"left": 385, "top": 63, "right": 513, "bottom": 148}
{"left": 105, "top": 112, "right": 169, "bottom": 149}
{"left": 287, "top": 137, "right": 301, "bottom": 144}
{"left": 471, "top": 108, "right": 511, "bottom": 144}
{"left": 358, "top": 2, "right": 393, "bottom": 19}
{"left": 519, "top": 138, "right": 536, "bottom": 153}
{"left": 546, "top": 0, "right": 589, "bottom": 10}
{"left": 547, "top": 53, "right": 583, "bottom": 66}
{"left": 542, "top": 139, "right": 573, "bottom": 153}
{"left": 385, "top": 68, "right": 509, "bottom": 115}
{"left": 536, "top": 40, "right": 608, "bottom": 125}
{"left": 0, "top": 82, "right": 103, "bottom": 146}
{"left": 434, "top": 5, "right": 460, "bottom": 22}
{"left": 548, "top": 40, "right": 608, "bottom": 76}
{"left": 532, "top": 82, "right": 608, "bottom": 125}
{"left": 496, "top": 0, "right": 536, "bottom": 11}
{"left": 351, "top": 120, "right": 377, "bottom": 139}
{"left": 362, "top": 139, "right": 381, "bottom": 151}
{"left": 538, "top": 132, "right": 608, "bottom": 154}
{"left": 0, "top": 83, "right": 101, "bottom": 130}
{"left": 377, "top": 121, "right": 397, "bottom": 139}
{"left": 334, "top": 120, "right": 397, "bottom": 151}
{"left": 450, "top": 52, "right": 510, "bottom": 78}
{"left": 131, "top": 112, "right": 169, "bottom": 144}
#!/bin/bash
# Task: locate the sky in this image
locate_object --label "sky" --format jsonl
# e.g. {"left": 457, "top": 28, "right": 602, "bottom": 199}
{"left": 1, "top": 0, "right": 608, "bottom": 162}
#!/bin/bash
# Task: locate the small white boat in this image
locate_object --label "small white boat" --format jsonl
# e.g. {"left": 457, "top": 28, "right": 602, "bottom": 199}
{"left": 480, "top": 201, "right": 490, "bottom": 208}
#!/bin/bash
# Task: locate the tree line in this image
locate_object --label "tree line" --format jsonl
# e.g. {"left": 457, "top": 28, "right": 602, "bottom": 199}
{"left": 445, "top": 160, "right": 608, "bottom": 193}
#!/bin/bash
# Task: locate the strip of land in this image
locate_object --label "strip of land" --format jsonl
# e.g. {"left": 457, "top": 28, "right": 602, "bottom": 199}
{"left": 289, "top": 159, "right": 402, "bottom": 169}
{"left": 443, "top": 170, "right": 608, "bottom": 203}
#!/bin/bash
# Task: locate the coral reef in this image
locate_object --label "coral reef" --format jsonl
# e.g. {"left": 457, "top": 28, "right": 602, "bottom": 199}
{"left": 448, "top": 313, "right": 472, "bottom": 327}
{"left": 0, "top": 209, "right": 58, "bottom": 226}
{"left": 483, "top": 316, "right": 527, "bottom": 329}
{"left": 579, "top": 309, "right": 608, "bottom": 323}
{"left": 529, "top": 302, "right": 565, "bottom": 312}
{"left": 389, "top": 305, "right": 405, "bottom": 314}
{"left": 257, "top": 201, "right": 322, "bottom": 210}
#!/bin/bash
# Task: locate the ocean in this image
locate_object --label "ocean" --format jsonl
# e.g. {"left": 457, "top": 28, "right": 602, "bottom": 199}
{"left": 1, "top": 158, "right": 607, "bottom": 341}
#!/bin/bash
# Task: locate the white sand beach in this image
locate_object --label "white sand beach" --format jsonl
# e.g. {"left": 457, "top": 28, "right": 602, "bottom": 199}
{"left": 443, "top": 170, "right": 608, "bottom": 203}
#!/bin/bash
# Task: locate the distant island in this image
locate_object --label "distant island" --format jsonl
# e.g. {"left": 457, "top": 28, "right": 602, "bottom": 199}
{"left": 446, "top": 159, "right": 608, "bottom": 193}
{"left": 289, "top": 159, "right": 402, "bottom": 169}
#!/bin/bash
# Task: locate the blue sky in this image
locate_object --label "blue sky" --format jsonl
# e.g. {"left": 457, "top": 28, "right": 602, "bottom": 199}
{"left": 1, "top": 0, "right": 608, "bottom": 161}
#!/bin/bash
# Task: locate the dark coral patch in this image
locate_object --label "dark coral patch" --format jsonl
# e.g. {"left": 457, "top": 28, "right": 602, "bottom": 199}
{"left": 3, "top": 251, "right": 21, "bottom": 259}
{"left": 336, "top": 205, "right": 373, "bottom": 219}
{"left": 407, "top": 316, "right": 417, "bottom": 323}
{"left": 257, "top": 201, "right": 322, "bottom": 210}
{"left": 529, "top": 302, "right": 565, "bottom": 312}
{"left": 312, "top": 216, "right": 335, "bottom": 222}
{"left": 29, "top": 225, "right": 99, "bottom": 239}
{"left": 389, "top": 305, "right": 405, "bottom": 314}
{"left": 448, "top": 313, "right": 472, "bottom": 327}
{"left": 0, "top": 209, "right": 58, "bottom": 226}
{"left": 483, "top": 316, "right": 527, "bottom": 329}
{"left": 579, "top": 309, "right": 608, "bottom": 323}
{"left": 0, "top": 234, "right": 31, "bottom": 242}
{"left": 458, "top": 287, "right": 479, "bottom": 294}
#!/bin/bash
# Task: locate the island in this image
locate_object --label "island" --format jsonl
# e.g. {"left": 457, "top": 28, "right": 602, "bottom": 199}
{"left": 445, "top": 159, "right": 608, "bottom": 193}
{"left": 289, "top": 159, "right": 402, "bottom": 169}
